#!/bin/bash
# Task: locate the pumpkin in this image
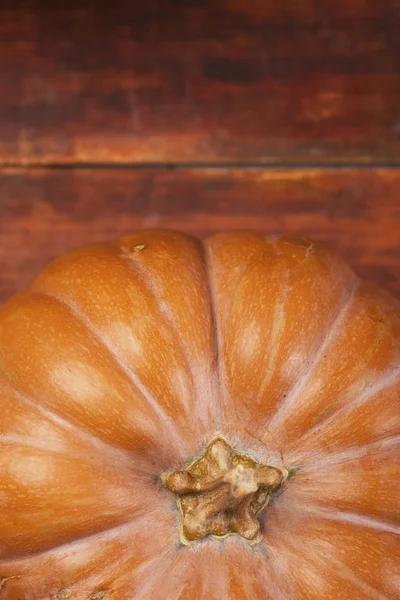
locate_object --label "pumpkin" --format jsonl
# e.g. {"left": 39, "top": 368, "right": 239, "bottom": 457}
{"left": 0, "top": 230, "right": 399, "bottom": 600}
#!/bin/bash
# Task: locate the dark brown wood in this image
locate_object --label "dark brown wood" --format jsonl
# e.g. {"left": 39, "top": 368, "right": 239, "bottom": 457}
{"left": 0, "top": 166, "right": 399, "bottom": 301}
{"left": 0, "top": 0, "right": 399, "bottom": 165}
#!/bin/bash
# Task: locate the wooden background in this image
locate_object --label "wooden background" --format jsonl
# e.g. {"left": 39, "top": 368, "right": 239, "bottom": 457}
{"left": 0, "top": 0, "right": 399, "bottom": 301}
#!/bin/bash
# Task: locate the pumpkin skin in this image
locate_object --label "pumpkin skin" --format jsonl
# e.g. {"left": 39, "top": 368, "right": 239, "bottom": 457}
{"left": 0, "top": 230, "right": 399, "bottom": 600}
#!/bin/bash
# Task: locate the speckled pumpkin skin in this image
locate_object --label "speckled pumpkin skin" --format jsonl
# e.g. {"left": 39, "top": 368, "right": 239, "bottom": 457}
{"left": 0, "top": 231, "right": 399, "bottom": 599}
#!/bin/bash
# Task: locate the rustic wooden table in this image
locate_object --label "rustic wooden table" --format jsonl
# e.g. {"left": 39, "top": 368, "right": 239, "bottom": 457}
{"left": 0, "top": 0, "right": 399, "bottom": 301}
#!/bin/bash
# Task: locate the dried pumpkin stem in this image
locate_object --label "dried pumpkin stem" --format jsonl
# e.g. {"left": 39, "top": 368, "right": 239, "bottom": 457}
{"left": 163, "top": 437, "right": 287, "bottom": 544}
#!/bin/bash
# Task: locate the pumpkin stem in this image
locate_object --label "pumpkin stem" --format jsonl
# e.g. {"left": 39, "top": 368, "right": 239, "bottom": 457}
{"left": 162, "top": 437, "right": 287, "bottom": 544}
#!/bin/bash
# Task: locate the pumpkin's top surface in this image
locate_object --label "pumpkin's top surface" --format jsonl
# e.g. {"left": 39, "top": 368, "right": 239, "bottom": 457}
{"left": 0, "top": 230, "right": 399, "bottom": 599}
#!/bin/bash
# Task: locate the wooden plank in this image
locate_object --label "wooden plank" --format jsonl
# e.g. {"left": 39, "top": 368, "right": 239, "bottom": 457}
{"left": 0, "top": 166, "right": 399, "bottom": 301}
{"left": 0, "top": 1, "right": 399, "bottom": 165}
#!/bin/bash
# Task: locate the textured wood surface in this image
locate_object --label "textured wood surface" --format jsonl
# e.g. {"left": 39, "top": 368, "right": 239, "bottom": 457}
{"left": 1, "top": 167, "right": 399, "bottom": 301}
{"left": 0, "top": 0, "right": 399, "bottom": 164}
{"left": 0, "top": 1, "right": 399, "bottom": 303}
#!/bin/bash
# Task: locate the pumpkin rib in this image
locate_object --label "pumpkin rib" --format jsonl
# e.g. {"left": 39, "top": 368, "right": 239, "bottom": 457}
{"left": 118, "top": 248, "right": 215, "bottom": 433}
{"left": 288, "top": 366, "right": 400, "bottom": 456}
{"left": 0, "top": 432, "right": 151, "bottom": 479}
{"left": 205, "top": 234, "right": 360, "bottom": 452}
{"left": 110, "top": 550, "right": 177, "bottom": 600}
{"left": 204, "top": 233, "right": 292, "bottom": 445}
{"left": 0, "top": 376, "right": 138, "bottom": 474}
{"left": 34, "top": 289, "right": 191, "bottom": 460}
{"left": 201, "top": 238, "right": 222, "bottom": 429}
{"left": 0, "top": 292, "right": 190, "bottom": 470}
{"left": 266, "top": 515, "right": 400, "bottom": 599}
{"left": 283, "top": 441, "right": 400, "bottom": 527}
{"left": 202, "top": 236, "right": 262, "bottom": 430}
{"left": 0, "top": 442, "right": 145, "bottom": 561}
{"left": 114, "top": 231, "right": 220, "bottom": 438}
{"left": 0, "top": 514, "right": 177, "bottom": 598}
{"left": 297, "top": 434, "right": 400, "bottom": 473}
{"left": 117, "top": 250, "right": 197, "bottom": 396}
{"left": 268, "top": 277, "right": 360, "bottom": 433}
{"left": 324, "top": 555, "right": 391, "bottom": 600}
{"left": 31, "top": 239, "right": 199, "bottom": 432}
{"left": 128, "top": 548, "right": 186, "bottom": 600}
{"left": 274, "top": 536, "right": 391, "bottom": 600}
{"left": 221, "top": 238, "right": 283, "bottom": 428}
{"left": 254, "top": 272, "right": 290, "bottom": 407}
{"left": 288, "top": 503, "right": 400, "bottom": 536}
{"left": 0, "top": 434, "right": 108, "bottom": 463}
{"left": 0, "top": 518, "right": 150, "bottom": 568}
{"left": 256, "top": 544, "right": 301, "bottom": 600}
{"left": 269, "top": 284, "right": 400, "bottom": 451}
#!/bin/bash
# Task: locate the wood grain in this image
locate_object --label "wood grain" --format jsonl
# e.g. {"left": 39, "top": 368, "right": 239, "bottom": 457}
{"left": 1, "top": 167, "right": 399, "bottom": 301}
{"left": 0, "top": 0, "right": 399, "bottom": 165}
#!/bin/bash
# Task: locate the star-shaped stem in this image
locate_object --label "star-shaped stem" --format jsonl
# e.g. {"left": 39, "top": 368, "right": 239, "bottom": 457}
{"left": 163, "top": 436, "right": 287, "bottom": 544}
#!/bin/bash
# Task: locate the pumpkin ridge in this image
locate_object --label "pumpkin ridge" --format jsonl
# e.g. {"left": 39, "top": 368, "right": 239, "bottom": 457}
{"left": 254, "top": 544, "right": 299, "bottom": 599}
{"left": 0, "top": 374, "right": 134, "bottom": 472}
{"left": 0, "top": 432, "right": 155, "bottom": 480}
{"left": 325, "top": 554, "right": 391, "bottom": 600}
{"left": 287, "top": 503, "right": 400, "bottom": 536}
{"left": 291, "top": 367, "right": 400, "bottom": 451}
{"left": 0, "top": 434, "right": 107, "bottom": 462}
{"left": 268, "top": 278, "right": 360, "bottom": 432}
{"left": 254, "top": 272, "right": 289, "bottom": 406}
{"left": 0, "top": 513, "right": 158, "bottom": 566}
{"left": 297, "top": 434, "right": 400, "bottom": 473}
{"left": 118, "top": 550, "right": 175, "bottom": 597}
{"left": 1, "top": 520, "right": 136, "bottom": 565}
{"left": 201, "top": 237, "right": 222, "bottom": 430}
{"left": 130, "top": 549, "right": 182, "bottom": 600}
{"left": 210, "top": 240, "right": 271, "bottom": 426}
{"left": 275, "top": 536, "right": 391, "bottom": 600}
{"left": 250, "top": 239, "right": 325, "bottom": 414}
{"left": 118, "top": 246, "right": 208, "bottom": 429}
{"left": 33, "top": 289, "right": 190, "bottom": 459}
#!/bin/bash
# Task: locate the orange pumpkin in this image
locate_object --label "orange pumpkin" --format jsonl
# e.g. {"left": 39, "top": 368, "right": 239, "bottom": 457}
{"left": 0, "top": 230, "right": 399, "bottom": 599}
